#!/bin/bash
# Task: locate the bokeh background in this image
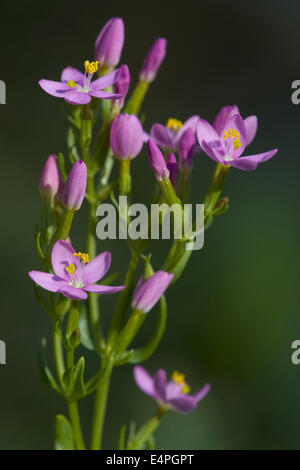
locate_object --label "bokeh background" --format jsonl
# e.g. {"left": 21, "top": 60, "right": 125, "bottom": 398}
{"left": 0, "top": 0, "right": 299, "bottom": 450}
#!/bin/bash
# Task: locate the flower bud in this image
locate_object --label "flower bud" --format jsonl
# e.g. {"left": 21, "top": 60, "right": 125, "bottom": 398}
{"left": 147, "top": 139, "right": 170, "bottom": 181}
{"left": 110, "top": 113, "right": 144, "bottom": 159}
{"left": 95, "top": 17, "right": 125, "bottom": 68}
{"left": 140, "top": 38, "right": 167, "bottom": 83}
{"left": 63, "top": 160, "right": 87, "bottom": 211}
{"left": 166, "top": 153, "right": 178, "bottom": 189}
{"left": 179, "top": 129, "right": 195, "bottom": 169}
{"left": 39, "top": 155, "right": 60, "bottom": 201}
{"left": 113, "top": 64, "right": 130, "bottom": 110}
{"left": 132, "top": 271, "right": 174, "bottom": 313}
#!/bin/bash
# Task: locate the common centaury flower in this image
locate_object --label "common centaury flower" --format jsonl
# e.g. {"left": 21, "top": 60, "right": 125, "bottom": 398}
{"left": 149, "top": 116, "right": 200, "bottom": 153}
{"left": 39, "top": 61, "right": 122, "bottom": 105}
{"left": 29, "top": 240, "right": 125, "bottom": 300}
{"left": 197, "top": 106, "right": 278, "bottom": 170}
{"left": 134, "top": 366, "right": 210, "bottom": 413}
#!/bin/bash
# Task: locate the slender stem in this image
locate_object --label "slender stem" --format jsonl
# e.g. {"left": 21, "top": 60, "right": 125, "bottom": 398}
{"left": 90, "top": 362, "right": 112, "bottom": 450}
{"left": 107, "top": 249, "right": 140, "bottom": 350}
{"left": 86, "top": 176, "right": 105, "bottom": 352}
{"left": 67, "top": 401, "right": 86, "bottom": 450}
{"left": 53, "top": 328, "right": 65, "bottom": 390}
{"left": 127, "top": 407, "right": 166, "bottom": 450}
{"left": 124, "top": 79, "right": 149, "bottom": 115}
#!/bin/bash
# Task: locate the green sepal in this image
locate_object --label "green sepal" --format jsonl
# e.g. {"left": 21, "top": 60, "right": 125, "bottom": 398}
{"left": 57, "top": 153, "right": 67, "bottom": 180}
{"left": 79, "top": 304, "right": 95, "bottom": 351}
{"left": 213, "top": 197, "right": 229, "bottom": 216}
{"left": 129, "top": 296, "right": 167, "bottom": 364}
{"left": 63, "top": 356, "right": 86, "bottom": 400}
{"left": 169, "top": 245, "right": 193, "bottom": 283}
{"left": 35, "top": 232, "right": 45, "bottom": 260}
{"left": 39, "top": 338, "right": 61, "bottom": 394}
{"left": 54, "top": 414, "right": 74, "bottom": 450}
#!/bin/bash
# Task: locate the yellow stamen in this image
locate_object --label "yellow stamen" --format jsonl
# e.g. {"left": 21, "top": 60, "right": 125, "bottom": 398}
{"left": 84, "top": 60, "right": 99, "bottom": 75}
{"left": 66, "top": 263, "right": 75, "bottom": 276}
{"left": 172, "top": 371, "right": 190, "bottom": 394}
{"left": 166, "top": 118, "right": 183, "bottom": 133}
{"left": 73, "top": 252, "right": 90, "bottom": 264}
{"left": 223, "top": 128, "right": 242, "bottom": 151}
{"left": 67, "top": 80, "right": 77, "bottom": 88}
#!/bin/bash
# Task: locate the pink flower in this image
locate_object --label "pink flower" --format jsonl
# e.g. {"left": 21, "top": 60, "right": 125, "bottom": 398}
{"left": 29, "top": 240, "right": 125, "bottom": 301}
{"left": 134, "top": 366, "right": 210, "bottom": 413}
{"left": 197, "top": 105, "right": 278, "bottom": 170}
{"left": 39, "top": 61, "right": 122, "bottom": 105}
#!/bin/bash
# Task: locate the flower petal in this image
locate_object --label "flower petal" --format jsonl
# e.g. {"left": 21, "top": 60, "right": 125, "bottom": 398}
{"left": 59, "top": 285, "right": 88, "bottom": 300}
{"left": 28, "top": 271, "right": 66, "bottom": 293}
{"left": 169, "top": 395, "right": 197, "bottom": 413}
{"left": 64, "top": 91, "right": 91, "bottom": 105}
{"left": 230, "top": 148, "right": 278, "bottom": 171}
{"left": 213, "top": 105, "right": 239, "bottom": 135}
{"left": 51, "top": 240, "right": 81, "bottom": 280}
{"left": 82, "top": 251, "right": 111, "bottom": 285}
{"left": 84, "top": 284, "right": 125, "bottom": 294}
{"left": 150, "top": 123, "right": 174, "bottom": 150}
{"left": 153, "top": 369, "right": 167, "bottom": 402}
{"left": 176, "top": 115, "right": 200, "bottom": 142}
{"left": 244, "top": 115, "right": 258, "bottom": 146}
{"left": 90, "top": 69, "right": 121, "bottom": 90}
{"left": 197, "top": 119, "right": 225, "bottom": 161}
{"left": 193, "top": 384, "right": 211, "bottom": 403}
{"left": 61, "top": 67, "right": 85, "bottom": 85}
{"left": 222, "top": 114, "right": 247, "bottom": 159}
{"left": 89, "top": 90, "right": 122, "bottom": 100}
{"left": 133, "top": 366, "right": 156, "bottom": 399}
{"left": 39, "top": 79, "right": 70, "bottom": 98}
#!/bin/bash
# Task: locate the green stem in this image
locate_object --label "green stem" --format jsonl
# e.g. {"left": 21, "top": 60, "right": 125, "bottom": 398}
{"left": 67, "top": 401, "right": 86, "bottom": 450}
{"left": 53, "top": 328, "right": 65, "bottom": 390}
{"left": 107, "top": 249, "right": 141, "bottom": 350}
{"left": 127, "top": 407, "right": 166, "bottom": 450}
{"left": 119, "top": 158, "right": 131, "bottom": 195}
{"left": 90, "top": 362, "right": 112, "bottom": 450}
{"left": 204, "top": 163, "right": 230, "bottom": 215}
{"left": 45, "top": 209, "right": 74, "bottom": 270}
{"left": 125, "top": 79, "right": 149, "bottom": 115}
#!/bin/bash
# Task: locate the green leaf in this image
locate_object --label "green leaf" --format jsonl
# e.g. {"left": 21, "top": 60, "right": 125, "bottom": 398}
{"left": 54, "top": 415, "right": 74, "bottom": 450}
{"left": 129, "top": 296, "right": 167, "bottom": 364}
{"left": 57, "top": 153, "right": 67, "bottom": 180}
{"left": 39, "top": 338, "right": 61, "bottom": 394}
{"left": 169, "top": 246, "right": 193, "bottom": 283}
{"left": 79, "top": 305, "right": 95, "bottom": 351}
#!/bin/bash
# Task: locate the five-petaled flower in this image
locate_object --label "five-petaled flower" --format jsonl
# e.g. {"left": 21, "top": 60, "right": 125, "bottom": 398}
{"left": 148, "top": 116, "right": 200, "bottom": 153}
{"left": 134, "top": 366, "right": 210, "bottom": 413}
{"left": 197, "top": 105, "right": 278, "bottom": 170}
{"left": 39, "top": 60, "right": 122, "bottom": 105}
{"left": 29, "top": 240, "right": 125, "bottom": 300}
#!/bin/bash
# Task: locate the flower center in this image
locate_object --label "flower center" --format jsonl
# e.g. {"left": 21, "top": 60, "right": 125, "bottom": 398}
{"left": 67, "top": 60, "right": 99, "bottom": 93}
{"left": 172, "top": 370, "right": 190, "bottom": 394}
{"left": 166, "top": 118, "right": 183, "bottom": 134}
{"left": 66, "top": 263, "right": 75, "bottom": 275}
{"left": 73, "top": 252, "right": 90, "bottom": 264}
{"left": 223, "top": 128, "right": 241, "bottom": 151}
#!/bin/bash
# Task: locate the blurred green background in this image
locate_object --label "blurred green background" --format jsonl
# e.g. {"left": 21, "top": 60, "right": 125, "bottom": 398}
{"left": 0, "top": 0, "right": 299, "bottom": 450}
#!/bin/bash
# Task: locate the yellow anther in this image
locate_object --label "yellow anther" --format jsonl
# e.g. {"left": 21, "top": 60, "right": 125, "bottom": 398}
{"left": 181, "top": 384, "right": 191, "bottom": 394}
{"left": 166, "top": 118, "right": 183, "bottom": 133}
{"left": 224, "top": 130, "right": 228, "bottom": 140}
{"left": 67, "top": 80, "right": 77, "bottom": 88}
{"left": 66, "top": 263, "right": 75, "bottom": 276}
{"left": 172, "top": 371, "right": 190, "bottom": 394}
{"left": 233, "top": 138, "right": 241, "bottom": 151}
{"left": 84, "top": 60, "right": 99, "bottom": 74}
{"left": 73, "top": 252, "right": 90, "bottom": 264}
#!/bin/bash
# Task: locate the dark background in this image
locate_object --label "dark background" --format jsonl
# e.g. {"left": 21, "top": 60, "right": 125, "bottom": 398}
{"left": 0, "top": 0, "right": 299, "bottom": 449}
